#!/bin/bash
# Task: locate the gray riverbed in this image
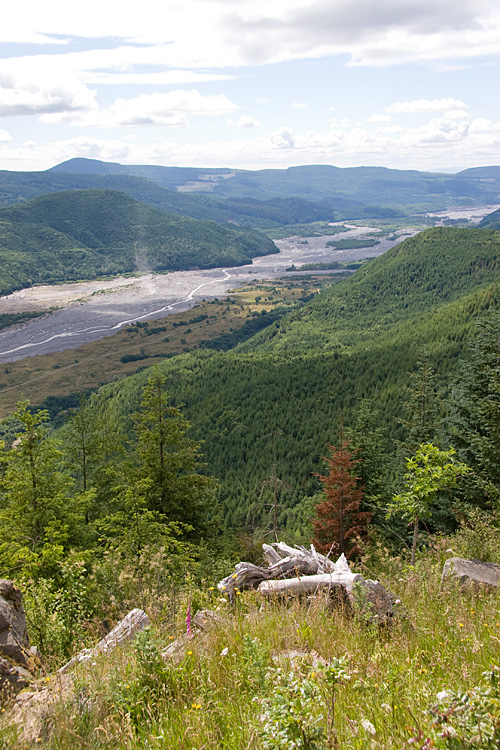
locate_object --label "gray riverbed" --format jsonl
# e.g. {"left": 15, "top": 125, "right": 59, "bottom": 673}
{"left": 0, "top": 205, "right": 497, "bottom": 365}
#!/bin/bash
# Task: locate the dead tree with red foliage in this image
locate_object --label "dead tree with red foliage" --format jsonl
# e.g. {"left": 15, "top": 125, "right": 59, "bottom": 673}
{"left": 312, "top": 441, "right": 372, "bottom": 559}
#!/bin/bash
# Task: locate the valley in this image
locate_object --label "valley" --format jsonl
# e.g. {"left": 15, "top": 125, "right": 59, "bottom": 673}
{"left": 0, "top": 220, "right": 406, "bottom": 363}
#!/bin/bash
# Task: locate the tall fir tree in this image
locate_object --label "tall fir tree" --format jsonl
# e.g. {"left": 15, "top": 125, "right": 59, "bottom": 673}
{"left": 400, "top": 350, "right": 440, "bottom": 454}
{"left": 132, "top": 370, "right": 217, "bottom": 540}
{"left": 0, "top": 401, "right": 89, "bottom": 576}
{"left": 449, "top": 312, "right": 500, "bottom": 506}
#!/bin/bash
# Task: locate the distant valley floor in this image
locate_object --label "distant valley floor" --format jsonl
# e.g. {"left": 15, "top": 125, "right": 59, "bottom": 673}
{"left": 0, "top": 204, "right": 497, "bottom": 364}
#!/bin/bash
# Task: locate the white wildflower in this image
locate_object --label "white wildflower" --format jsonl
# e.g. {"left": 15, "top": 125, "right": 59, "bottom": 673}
{"left": 361, "top": 719, "right": 376, "bottom": 736}
{"left": 220, "top": 647, "right": 229, "bottom": 657}
{"left": 437, "top": 690, "right": 450, "bottom": 702}
{"left": 381, "top": 703, "right": 391, "bottom": 713}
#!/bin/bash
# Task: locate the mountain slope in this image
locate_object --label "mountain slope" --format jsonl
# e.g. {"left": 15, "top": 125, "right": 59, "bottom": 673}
{"left": 0, "top": 189, "right": 277, "bottom": 294}
{"left": 0, "top": 169, "right": 335, "bottom": 228}
{"left": 479, "top": 206, "right": 500, "bottom": 230}
{"left": 88, "top": 226, "right": 500, "bottom": 528}
{"left": 50, "top": 159, "right": 500, "bottom": 213}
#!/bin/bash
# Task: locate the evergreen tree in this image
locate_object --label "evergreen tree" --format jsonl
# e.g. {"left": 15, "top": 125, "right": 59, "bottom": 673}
{"left": 449, "top": 312, "right": 500, "bottom": 505}
{"left": 0, "top": 401, "right": 89, "bottom": 576}
{"left": 311, "top": 441, "right": 371, "bottom": 558}
{"left": 132, "top": 370, "right": 217, "bottom": 540}
{"left": 346, "top": 398, "right": 389, "bottom": 506}
{"left": 400, "top": 350, "right": 440, "bottom": 454}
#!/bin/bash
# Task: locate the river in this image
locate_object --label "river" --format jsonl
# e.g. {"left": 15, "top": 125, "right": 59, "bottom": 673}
{"left": 0, "top": 205, "right": 497, "bottom": 364}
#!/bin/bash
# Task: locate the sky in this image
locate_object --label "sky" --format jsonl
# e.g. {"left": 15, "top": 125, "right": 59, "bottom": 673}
{"left": 1, "top": 0, "right": 500, "bottom": 173}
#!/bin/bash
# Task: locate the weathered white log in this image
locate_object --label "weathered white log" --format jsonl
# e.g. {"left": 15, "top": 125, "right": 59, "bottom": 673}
{"left": 218, "top": 545, "right": 344, "bottom": 598}
{"left": 259, "top": 571, "right": 362, "bottom": 596}
{"left": 218, "top": 543, "right": 395, "bottom": 623}
{"left": 58, "top": 608, "right": 150, "bottom": 674}
{"left": 442, "top": 557, "right": 500, "bottom": 587}
{"left": 259, "top": 571, "right": 394, "bottom": 623}
{"left": 262, "top": 543, "right": 336, "bottom": 573}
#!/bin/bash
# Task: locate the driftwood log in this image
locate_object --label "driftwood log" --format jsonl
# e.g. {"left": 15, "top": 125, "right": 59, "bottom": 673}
{"left": 58, "top": 608, "right": 150, "bottom": 674}
{"left": 218, "top": 542, "right": 395, "bottom": 624}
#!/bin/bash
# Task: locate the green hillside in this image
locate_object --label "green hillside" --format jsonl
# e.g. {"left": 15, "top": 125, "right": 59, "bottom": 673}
{"left": 479, "top": 205, "right": 500, "bottom": 229}
{"left": 50, "top": 158, "right": 500, "bottom": 213}
{"left": 0, "top": 189, "right": 277, "bottom": 294}
{"left": 0, "top": 170, "right": 335, "bottom": 228}
{"left": 4, "top": 159, "right": 500, "bottom": 225}
{"left": 83, "top": 226, "right": 500, "bottom": 529}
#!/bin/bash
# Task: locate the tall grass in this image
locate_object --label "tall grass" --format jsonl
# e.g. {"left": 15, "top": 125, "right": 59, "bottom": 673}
{"left": 2, "top": 548, "right": 500, "bottom": 749}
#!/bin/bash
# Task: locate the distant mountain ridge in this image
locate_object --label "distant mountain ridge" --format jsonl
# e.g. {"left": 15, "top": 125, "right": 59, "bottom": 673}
{"left": 0, "top": 189, "right": 277, "bottom": 295}
{"left": 2, "top": 159, "right": 500, "bottom": 225}
{"left": 48, "top": 158, "right": 500, "bottom": 215}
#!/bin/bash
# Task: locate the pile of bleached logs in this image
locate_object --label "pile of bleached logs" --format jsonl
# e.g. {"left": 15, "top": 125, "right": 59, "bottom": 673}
{"left": 218, "top": 542, "right": 395, "bottom": 624}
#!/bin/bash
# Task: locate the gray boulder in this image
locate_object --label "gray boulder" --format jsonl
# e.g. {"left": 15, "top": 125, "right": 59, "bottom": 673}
{"left": 0, "top": 579, "right": 39, "bottom": 698}
{"left": 442, "top": 557, "right": 500, "bottom": 587}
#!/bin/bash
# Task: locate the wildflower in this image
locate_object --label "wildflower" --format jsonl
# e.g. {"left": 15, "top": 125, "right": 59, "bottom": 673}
{"left": 209, "top": 586, "right": 215, "bottom": 591}
{"left": 381, "top": 703, "right": 391, "bottom": 713}
{"left": 187, "top": 650, "right": 193, "bottom": 656}
{"left": 437, "top": 690, "right": 450, "bottom": 702}
{"left": 220, "top": 647, "right": 229, "bottom": 657}
{"left": 232, "top": 574, "right": 238, "bottom": 579}
{"left": 236, "top": 591, "right": 241, "bottom": 596}
{"left": 361, "top": 719, "right": 376, "bottom": 736}
{"left": 458, "top": 622, "right": 464, "bottom": 627}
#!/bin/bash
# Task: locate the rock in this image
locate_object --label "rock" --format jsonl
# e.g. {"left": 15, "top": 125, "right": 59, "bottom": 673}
{"left": 0, "top": 580, "right": 39, "bottom": 698}
{"left": 442, "top": 557, "right": 500, "bottom": 588}
{"left": 0, "top": 579, "right": 29, "bottom": 664}
{"left": 0, "top": 657, "right": 31, "bottom": 696}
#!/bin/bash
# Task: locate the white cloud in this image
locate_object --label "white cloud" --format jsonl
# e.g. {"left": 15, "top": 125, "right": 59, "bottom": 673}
{"left": 236, "top": 115, "right": 260, "bottom": 128}
{"left": 444, "top": 109, "right": 469, "bottom": 120}
{"left": 386, "top": 97, "right": 467, "bottom": 114}
{"left": 41, "top": 90, "right": 239, "bottom": 127}
{"left": 85, "top": 71, "right": 237, "bottom": 86}
{"left": 269, "top": 126, "right": 296, "bottom": 149}
{"left": 2, "top": 0, "right": 500, "bottom": 71}
{"left": 0, "top": 129, "right": 11, "bottom": 142}
{"left": 256, "top": 97, "right": 269, "bottom": 104}
{"left": 3, "top": 109, "right": 500, "bottom": 173}
{"left": 0, "top": 67, "right": 97, "bottom": 117}
{"left": 292, "top": 101, "right": 308, "bottom": 108}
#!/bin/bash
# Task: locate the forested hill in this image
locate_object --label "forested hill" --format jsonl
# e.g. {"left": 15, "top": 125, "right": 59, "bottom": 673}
{"left": 479, "top": 205, "right": 500, "bottom": 230}
{"left": 87, "top": 226, "right": 500, "bottom": 530}
{"left": 50, "top": 158, "right": 500, "bottom": 213}
{"left": 0, "top": 169, "right": 335, "bottom": 228}
{"left": 3, "top": 159, "right": 500, "bottom": 226}
{"left": 237, "top": 227, "right": 500, "bottom": 353}
{"left": 0, "top": 189, "right": 277, "bottom": 294}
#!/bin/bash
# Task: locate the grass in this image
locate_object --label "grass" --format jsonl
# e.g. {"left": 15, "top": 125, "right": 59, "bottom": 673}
{"left": 0, "top": 275, "right": 336, "bottom": 418}
{"left": 3, "top": 544, "right": 500, "bottom": 748}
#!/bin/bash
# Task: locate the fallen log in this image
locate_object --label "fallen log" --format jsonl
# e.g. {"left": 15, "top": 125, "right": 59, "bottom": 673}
{"left": 218, "top": 542, "right": 338, "bottom": 599}
{"left": 218, "top": 542, "right": 395, "bottom": 623}
{"left": 58, "top": 608, "right": 150, "bottom": 674}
